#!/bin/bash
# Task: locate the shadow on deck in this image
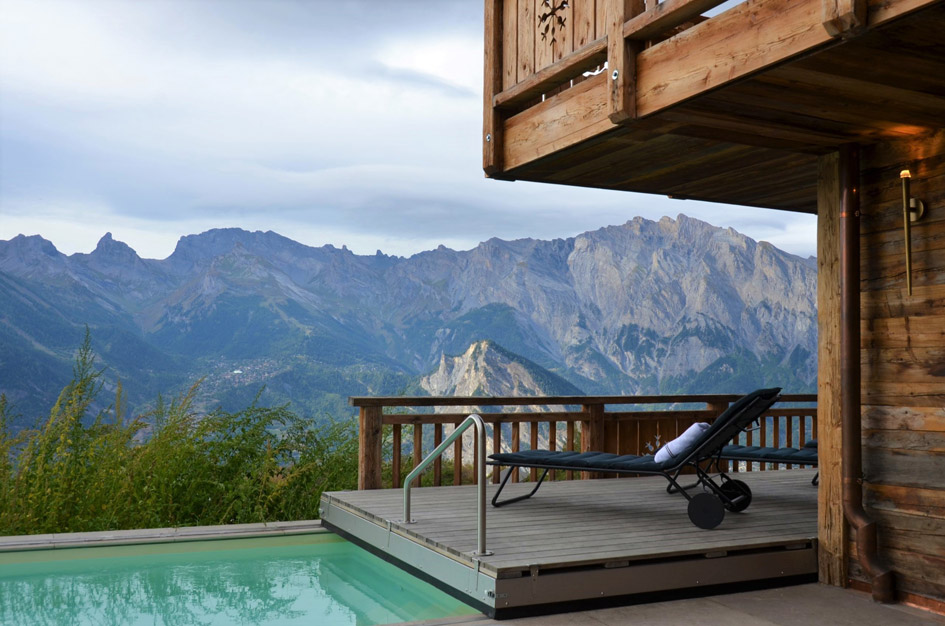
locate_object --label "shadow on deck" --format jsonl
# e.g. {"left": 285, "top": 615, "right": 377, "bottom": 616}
{"left": 321, "top": 469, "right": 818, "bottom": 619}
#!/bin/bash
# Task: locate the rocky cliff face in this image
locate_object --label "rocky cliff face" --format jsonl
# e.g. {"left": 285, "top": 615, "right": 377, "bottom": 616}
{"left": 420, "top": 340, "right": 582, "bottom": 407}
{"left": 0, "top": 214, "right": 817, "bottom": 428}
{"left": 419, "top": 340, "right": 582, "bottom": 455}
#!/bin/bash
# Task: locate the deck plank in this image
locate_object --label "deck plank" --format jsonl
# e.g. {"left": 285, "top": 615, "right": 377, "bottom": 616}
{"left": 325, "top": 470, "right": 817, "bottom": 576}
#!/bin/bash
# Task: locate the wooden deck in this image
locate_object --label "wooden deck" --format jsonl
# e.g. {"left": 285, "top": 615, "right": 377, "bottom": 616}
{"left": 321, "top": 470, "right": 818, "bottom": 618}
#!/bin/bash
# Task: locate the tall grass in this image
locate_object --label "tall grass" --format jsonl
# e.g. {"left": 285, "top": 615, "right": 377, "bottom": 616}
{"left": 0, "top": 334, "right": 358, "bottom": 536}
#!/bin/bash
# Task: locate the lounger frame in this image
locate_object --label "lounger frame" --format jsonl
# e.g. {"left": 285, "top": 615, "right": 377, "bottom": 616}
{"left": 487, "top": 388, "right": 782, "bottom": 529}
{"left": 717, "top": 444, "right": 819, "bottom": 485}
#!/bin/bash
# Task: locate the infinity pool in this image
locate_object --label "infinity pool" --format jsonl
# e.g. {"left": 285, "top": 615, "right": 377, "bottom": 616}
{"left": 0, "top": 533, "right": 478, "bottom": 625}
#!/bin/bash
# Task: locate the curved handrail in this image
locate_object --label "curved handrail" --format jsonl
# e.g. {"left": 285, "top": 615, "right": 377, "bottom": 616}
{"left": 402, "top": 413, "right": 492, "bottom": 557}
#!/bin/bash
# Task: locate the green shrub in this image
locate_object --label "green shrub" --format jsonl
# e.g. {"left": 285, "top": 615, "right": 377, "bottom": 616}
{"left": 0, "top": 333, "right": 358, "bottom": 536}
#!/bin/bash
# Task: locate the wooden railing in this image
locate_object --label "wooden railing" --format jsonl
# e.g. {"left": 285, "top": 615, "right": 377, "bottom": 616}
{"left": 483, "top": 0, "right": 880, "bottom": 174}
{"left": 485, "top": 0, "right": 743, "bottom": 173}
{"left": 353, "top": 394, "right": 816, "bottom": 490}
{"left": 489, "top": 0, "right": 728, "bottom": 113}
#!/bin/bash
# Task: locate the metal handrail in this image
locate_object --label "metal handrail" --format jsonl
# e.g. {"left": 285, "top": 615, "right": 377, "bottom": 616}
{"left": 402, "top": 413, "right": 492, "bottom": 557}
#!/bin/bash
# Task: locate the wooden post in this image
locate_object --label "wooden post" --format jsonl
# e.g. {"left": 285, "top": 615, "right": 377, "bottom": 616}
{"left": 412, "top": 424, "right": 423, "bottom": 488}
{"left": 607, "top": 0, "right": 643, "bottom": 123}
{"left": 566, "top": 420, "right": 575, "bottom": 480}
{"left": 817, "top": 151, "right": 848, "bottom": 586}
{"left": 548, "top": 421, "right": 557, "bottom": 481}
{"left": 358, "top": 406, "right": 383, "bottom": 490}
{"left": 822, "top": 0, "right": 867, "bottom": 38}
{"left": 493, "top": 422, "right": 502, "bottom": 484}
{"left": 484, "top": 0, "right": 505, "bottom": 175}
{"left": 706, "top": 401, "right": 728, "bottom": 420}
{"left": 511, "top": 421, "right": 520, "bottom": 483}
{"left": 433, "top": 423, "right": 443, "bottom": 486}
{"left": 706, "top": 400, "right": 730, "bottom": 473}
{"left": 530, "top": 421, "right": 539, "bottom": 481}
{"left": 581, "top": 403, "right": 605, "bottom": 479}
{"left": 392, "top": 425, "right": 402, "bottom": 489}
{"left": 453, "top": 421, "right": 463, "bottom": 486}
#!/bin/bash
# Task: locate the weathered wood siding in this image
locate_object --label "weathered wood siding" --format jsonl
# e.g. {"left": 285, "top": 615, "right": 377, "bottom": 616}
{"left": 856, "top": 129, "right": 945, "bottom": 603}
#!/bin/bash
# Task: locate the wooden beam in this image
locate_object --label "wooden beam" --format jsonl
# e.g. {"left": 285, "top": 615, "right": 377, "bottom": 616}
{"left": 484, "top": 0, "right": 505, "bottom": 176}
{"left": 822, "top": 0, "right": 868, "bottom": 38}
{"left": 624, "top": 0, "right": 728, "bottom": 41}
{"left": 392, "top": 424, "right": 402, "bottom": 488}
{"left": 494, "top": 36, "right": 607, "bottom": 111}
{"left": 433, "top": 423, "right": 443, "bottom": 486}
{"left": 412, "top": 423, "right": 423, "bottom": 488}
{"left": 581, "top": 403, "right": 606, "bottom": 479}
{"left": 817, "top": 151, "right": 848, "bottom": 586}
{"left": 607, "top": 0, "right": 644, "bottom": 123}
{"left": 453, "top": 421, "right": 463, "bottom": 486}
{"left": 636, "top": 0, "right": 827, "bottom": 117}
{"left": 867, "top": 0, "right": 935, "bottom": 26}
{"left": 503, "top": 72, "right": 614, "bottom": 170}
{"left": 501, "top": 0, "right": 518, "bottom": 90}
{"left": 351, "top": 392, "right": 817, "bottom": 407}
{"left": 358, "top": 406, "right": 383, "bottom": 490}
{"left": 634, "top": 0, "right": 929, "bottom": 119}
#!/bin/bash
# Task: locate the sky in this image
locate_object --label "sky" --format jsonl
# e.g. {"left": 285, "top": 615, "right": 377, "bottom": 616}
{"left": 0, "top": 0, "right": 817, "bottom": 260}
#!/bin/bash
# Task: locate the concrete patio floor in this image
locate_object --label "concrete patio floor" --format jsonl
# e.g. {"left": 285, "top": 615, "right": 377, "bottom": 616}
{"left": 405, "top": 583, "right": 943, "bottom": 625}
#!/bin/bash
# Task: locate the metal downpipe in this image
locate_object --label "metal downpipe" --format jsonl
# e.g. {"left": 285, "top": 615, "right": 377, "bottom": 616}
{"left": 839, "top": 144, "right": 894, "bottom": 603}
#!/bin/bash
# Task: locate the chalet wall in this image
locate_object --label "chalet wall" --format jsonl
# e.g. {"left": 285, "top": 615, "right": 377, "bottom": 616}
{"left": 854, "top": 129, "right": 945, "bottom": 604}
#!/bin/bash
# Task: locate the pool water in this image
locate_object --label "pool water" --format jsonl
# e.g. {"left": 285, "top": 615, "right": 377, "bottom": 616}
{"left": 0, "top": 533, "right": 478, "bottom": 625}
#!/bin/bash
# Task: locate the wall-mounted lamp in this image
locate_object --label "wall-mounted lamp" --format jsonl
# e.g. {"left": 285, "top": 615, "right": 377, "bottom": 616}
{"left": 900, "top": 169, "right": 926, "bottom": 295}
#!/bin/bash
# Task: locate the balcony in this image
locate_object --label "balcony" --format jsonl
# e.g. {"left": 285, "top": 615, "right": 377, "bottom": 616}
{"left": 482, "top": 0, "right": 945, "bottom": 213}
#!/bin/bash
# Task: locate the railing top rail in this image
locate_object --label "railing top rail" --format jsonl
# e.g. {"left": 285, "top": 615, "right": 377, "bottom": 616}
{"left": 350, "top": 393, "right": 816, "bottom": 408}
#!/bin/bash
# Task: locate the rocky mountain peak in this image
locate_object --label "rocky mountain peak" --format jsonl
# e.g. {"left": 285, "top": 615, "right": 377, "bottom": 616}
{"left": 89, "top": 233, "right": 140, "bottom": 263}
{"left": 0, "top": 234, "right": 61, "bottom": 258}
{"left": 0, "top": 234, "right": 67, "bottom": 278}
{"left": 421, "top": 339, "right": 583, "bottom": 402}
{"left": 0, "top": 215, "right": 817, "bottom": 428}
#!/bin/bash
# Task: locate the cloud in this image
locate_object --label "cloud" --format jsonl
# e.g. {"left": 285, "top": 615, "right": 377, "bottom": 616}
{"left": 0, "top": 0, "right": 817, "bottom": 263}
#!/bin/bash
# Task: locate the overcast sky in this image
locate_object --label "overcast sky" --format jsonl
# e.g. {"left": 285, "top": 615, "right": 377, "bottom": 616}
{"left": 0, "top": 0, "right": 816, "bottom": 260}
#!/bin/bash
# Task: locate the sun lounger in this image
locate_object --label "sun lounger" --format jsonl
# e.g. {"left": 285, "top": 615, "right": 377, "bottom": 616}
{"left": 487, "top": 387, "right": 782, "bottom": 529}
{"left": 719, "top": 439, "right": 819, "bottom": 485}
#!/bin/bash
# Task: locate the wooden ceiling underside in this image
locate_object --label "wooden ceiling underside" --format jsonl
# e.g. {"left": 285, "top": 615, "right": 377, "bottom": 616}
{"left": 505, "top": 4, "right": 945, "bottom": 215}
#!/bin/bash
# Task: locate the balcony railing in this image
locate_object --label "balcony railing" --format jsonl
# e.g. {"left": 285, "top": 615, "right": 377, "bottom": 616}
{"left": 483, "top": 0, "right": 916, "bottom": 176}
{"left": 353, "top": 393, "right": 816, "bottom": 490}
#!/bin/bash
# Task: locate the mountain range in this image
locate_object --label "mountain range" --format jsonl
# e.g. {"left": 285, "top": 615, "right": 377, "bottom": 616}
{"left": 0, "top": 214, "right": 817, "bottom": 433}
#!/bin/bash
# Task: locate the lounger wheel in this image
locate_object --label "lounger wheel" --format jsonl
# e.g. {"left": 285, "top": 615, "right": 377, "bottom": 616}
{"left": 688, "top": 492, "right": 725, "bottom": 529}
{"left": 719, "top": 479, "right": 752, "bottom": 512}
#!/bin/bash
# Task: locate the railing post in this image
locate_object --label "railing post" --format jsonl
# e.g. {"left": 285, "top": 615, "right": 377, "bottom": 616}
{"left": 433, "top": 423, "right": 443, "bottom": 486}
{"left": 511, "top": 421, "right": 520, "bottom": 483}
{"left": 492, "top": 422, "right": 502, "bottom": 484}
{"left": 822, "top": 0, "right": 867, "bottom": 38}
{"left": 566, "top": 420, "right": 576, "bottom": 480}
{"left": 358, "top": 406, "right": 383, "bottom": 490}
{"left": 581, "top": 402, "right": 605, "bottom": 479}
{"left": 483, "top": 0, "right": 505, "bottom": 176}
{"left": 453, "top": 421, "right": 463, "bottom": 486}
{"left": 393, "top": 425, "right": 402, "bottom": 488}
{"left": 412, "top": 424, "right": 423, "bottom": 488}
{"left": 607, "top": 0, "right": 643, "bottom": 123}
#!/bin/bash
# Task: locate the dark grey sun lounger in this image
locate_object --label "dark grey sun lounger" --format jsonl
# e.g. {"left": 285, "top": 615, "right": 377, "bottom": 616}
{"left": 719, "top": 439, "right": 819, "bottom": 484}
{"left": 488, "top": 387, "right": 782, "bottom": 529}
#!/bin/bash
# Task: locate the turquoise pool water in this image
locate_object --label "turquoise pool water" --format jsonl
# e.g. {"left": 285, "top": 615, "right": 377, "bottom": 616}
{"left": 0, "top": 533, "right": 478, "bottom": 625}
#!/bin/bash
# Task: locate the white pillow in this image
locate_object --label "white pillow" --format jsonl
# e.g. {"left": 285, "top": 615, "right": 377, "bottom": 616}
{"left": 654, "top": 422, "right": 710, "bottom": 464}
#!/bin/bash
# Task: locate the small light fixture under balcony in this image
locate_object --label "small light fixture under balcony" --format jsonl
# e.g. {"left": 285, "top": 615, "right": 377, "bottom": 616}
{"left": 899, "top": 169, "right": 926, "bottom": 295}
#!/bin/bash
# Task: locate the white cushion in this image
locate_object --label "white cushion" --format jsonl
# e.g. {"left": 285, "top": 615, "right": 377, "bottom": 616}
{"left": 654, "top": 422, "right": 710, "bottom": 464}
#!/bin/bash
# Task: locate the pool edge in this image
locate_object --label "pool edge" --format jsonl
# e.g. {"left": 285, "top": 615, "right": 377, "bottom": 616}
{"left": 0, "top": 519, "right": 327, "bottom": 552}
